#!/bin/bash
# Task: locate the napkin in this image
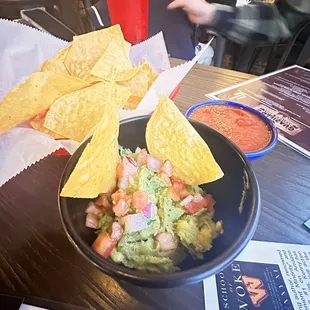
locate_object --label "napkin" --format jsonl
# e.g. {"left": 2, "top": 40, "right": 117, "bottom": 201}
{"left": 0, "top": 19, "right": 209, "bottom": 187}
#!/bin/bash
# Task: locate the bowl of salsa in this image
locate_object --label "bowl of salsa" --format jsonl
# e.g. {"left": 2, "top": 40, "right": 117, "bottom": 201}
{"left": 185, "top": 100, "right": 278, "bottom": 160}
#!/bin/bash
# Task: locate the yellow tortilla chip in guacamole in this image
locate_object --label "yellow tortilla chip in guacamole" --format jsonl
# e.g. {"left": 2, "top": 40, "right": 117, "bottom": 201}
{"left": 60, "top": 99, "right": 120, "bottom": 198}
{"left": 146, "top": 96, "right": 224, "bottom": 185}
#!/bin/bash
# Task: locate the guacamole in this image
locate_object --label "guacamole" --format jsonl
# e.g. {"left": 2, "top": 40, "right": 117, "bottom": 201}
{"left": 86, "top": 147, "right": 223, "bottom": 273}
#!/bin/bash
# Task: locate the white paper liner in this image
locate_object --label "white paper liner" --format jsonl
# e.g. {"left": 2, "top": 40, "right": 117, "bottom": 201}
{"left": 137, "top": 37, "right": 214, "bottom": 112}
{"left": 129, "top": 31, "right": 170, "bottom": 71}
{"left": 0, "top": 19, "right": 68, "bottom": 100}
{"left": 0, "top": 128, "right": 62, "bottom": 186}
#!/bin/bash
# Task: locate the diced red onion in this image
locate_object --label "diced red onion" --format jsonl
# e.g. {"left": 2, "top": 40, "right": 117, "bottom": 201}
{"left": 142, "top": 202, "right": 155, "bottom": 219}
{"left": 125, "top": 156, "right": 137, "bottom": 166}
{"left": 85, "top": 213, "right": 99, "bottom": 229}
{"left": 118, "top": 176, "right": 129, "bottom": 190}
{"left": 86, "top": 202, "right": 103, "bottom": 216}
{"left": 123, "top": 213, "right": 148, "bottom": 233}
{"left": 112, "top": 199, "right": 128, "bottom": 217}
{"left": 193, "top": 193, "right": 205, "bottom": 204}
{"left": 128, "top": 176, "right": 135, "bottom": 186}
{"left": 159, "top": 172, "right": 171, "bottom": 185}
{"left": 155, "top": 232, "right": 178, "bottom": 252}
{"left": 124, "top": 157, "right": 138, "bottom": 176}
{"left": 137, "top": 149, "right": 148, "bottom": 166}
{"left": 135, "top": 147, "right": 142, "bottom": 154}
{"left": 146, "top": 154, "right": 162, "bottom": 172}
{"left": 180, "top": 195, "right": 194, "bottom": 207}
{"left": 111, "top": 222, "right": 123, "bottom": 241}
{"left": 161, "top": 160, "right": 173, "bottom": 177}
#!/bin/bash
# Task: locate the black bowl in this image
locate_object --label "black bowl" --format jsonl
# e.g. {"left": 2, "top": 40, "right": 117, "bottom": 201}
{"left": 59, "top": 116, "right": 260, "bottom": 288}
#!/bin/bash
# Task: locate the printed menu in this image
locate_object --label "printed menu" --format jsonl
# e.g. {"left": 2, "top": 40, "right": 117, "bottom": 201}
{"left": 204, "top": 240, "right": 310, "bottom": 310}
{"left": 208, "top": 65, "right": 310, "bottom": 159}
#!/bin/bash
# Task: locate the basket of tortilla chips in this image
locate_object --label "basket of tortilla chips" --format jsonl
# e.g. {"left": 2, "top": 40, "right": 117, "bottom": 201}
{"left": 0, "top": 25, "right": 178, "bottom": 152}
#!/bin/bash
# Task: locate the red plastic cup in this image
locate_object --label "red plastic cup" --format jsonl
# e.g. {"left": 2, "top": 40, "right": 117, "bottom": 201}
{"left": 107, "top": 0, "right": 149, "bottom": 44}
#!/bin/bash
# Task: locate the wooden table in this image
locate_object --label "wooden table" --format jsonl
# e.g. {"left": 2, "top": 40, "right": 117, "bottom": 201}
{"left": 1, "top": 61, "right": 310, "bottom": 310}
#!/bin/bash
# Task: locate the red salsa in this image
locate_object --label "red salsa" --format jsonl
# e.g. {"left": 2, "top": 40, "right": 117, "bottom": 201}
{"left": 189, "top": 105, "right": 272, "bottom": 152}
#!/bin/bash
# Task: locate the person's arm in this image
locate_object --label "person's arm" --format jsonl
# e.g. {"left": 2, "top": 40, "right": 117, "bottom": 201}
{"left": 168, "top": 0, "right": 307, "bottom": 44}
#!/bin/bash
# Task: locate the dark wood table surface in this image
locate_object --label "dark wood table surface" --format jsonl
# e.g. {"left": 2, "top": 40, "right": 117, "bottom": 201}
{"left": 0, "top": 60, "right": 309, "bottom": 310}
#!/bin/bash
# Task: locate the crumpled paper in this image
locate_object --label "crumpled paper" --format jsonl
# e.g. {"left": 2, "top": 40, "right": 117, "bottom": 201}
{"left": 0, "top": 19, "right": 210, "bottom": 187}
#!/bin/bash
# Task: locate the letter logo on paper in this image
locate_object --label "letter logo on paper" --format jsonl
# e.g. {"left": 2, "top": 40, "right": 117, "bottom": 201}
{"left": 242, "top": 275, "right": 268, "bottom": 306}
{"left": 215, "top": 261, "right": 294, "bottom": 310}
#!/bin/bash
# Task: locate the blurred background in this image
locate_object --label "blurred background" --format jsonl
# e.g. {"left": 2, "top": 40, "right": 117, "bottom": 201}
{"left": 1, "top": 0, "right": 309, "bottom": 76}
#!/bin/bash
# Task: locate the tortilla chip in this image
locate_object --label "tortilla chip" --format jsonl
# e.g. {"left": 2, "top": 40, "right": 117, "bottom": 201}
{"left": 119, "top": 66, "right": 149, "bottom": 97}
{"left": 0, "top": 72, "right": 89, "bottom": 134}
{"left": 141, "top": 59, "right": 158, "bottom": 88}
{"left": 85, "top": 75, "right": 104, "bottom": 84}
{"left": 118, "top": 60, "right": 157, "bottom": 98}
{"left": 148, "top": 75, "right": 158, "bottom": 89}
{"left": 114, "top": 84, "right": 132, "bottom": 108}
{"left": 124, "top": 96, "right": 142, "bottom": 110}
{"left": 60, "top": 102, "right": 120, "bottom": 198}
{"left": 30, "top": 117, "right": 65, "bottom": 139}
{"left": 144, "top": 64, "right": 158, "bottom": 88}
{"left": 116, "top": 66, "right": 140, "bottom": 82}
{"left": 91, "top": 40, "right": 132, "bottom": 81}
{"left": 40, "top": 44, "right": 71, "bottom": 74}
{"left": 123, "top": 40, "right": 131, "bottom": 55}
{"left": 64, "top": 25, "right": 125, "bottom": 81}
{"left": 44, "top": 82, "right": 130, "bottom": 142}
{"left": 146, "top": 96, "right": 224, "bottom": 185}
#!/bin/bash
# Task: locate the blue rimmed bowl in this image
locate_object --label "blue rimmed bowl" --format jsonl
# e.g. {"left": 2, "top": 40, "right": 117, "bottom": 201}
{"left": 185, "top": 100, "right": 278, "bottom": 161}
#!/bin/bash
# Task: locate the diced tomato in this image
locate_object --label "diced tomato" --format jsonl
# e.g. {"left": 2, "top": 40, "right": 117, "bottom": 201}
{"left": 204, "top": 194, "right": 216, "bottom": 213}
{"left": 183, "top": 194, "right": 206, "bottom": 214}
{"left": 183, "top": 201, "right": 203, "bottom": 214}
{"left": 124, "top": 193, "right": 132, "bottom": 203}
{"left": 159, "top": 172, "right": 171, "bottom": 185}
{"left": 92, "top": 233, "right": 116, "bottom": 258}
{"left": 167, "top": 186, "right": 180, "bottom": 201}
{"left": 113, "top": 199, "right": 128, "bottom": 217}
{"left": 95, "top": 194, "right": 112, "bottom": 209}
{"left": 132, "top": 191, "right": 148, "bottom": 210}
{"left": 111, "top": 191, "right": 131, "bottom": 204}
{"left": 111, "top": 191, "right": 126, "bottom": 204}
{"left": 171, "top": 179, "right": 184, "bottom": 192}
{"left": 161, "top": 160, "right": 172, "bottom": 177}
{"left": 171, "top": 179, "right": 190, "bottom": 199}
